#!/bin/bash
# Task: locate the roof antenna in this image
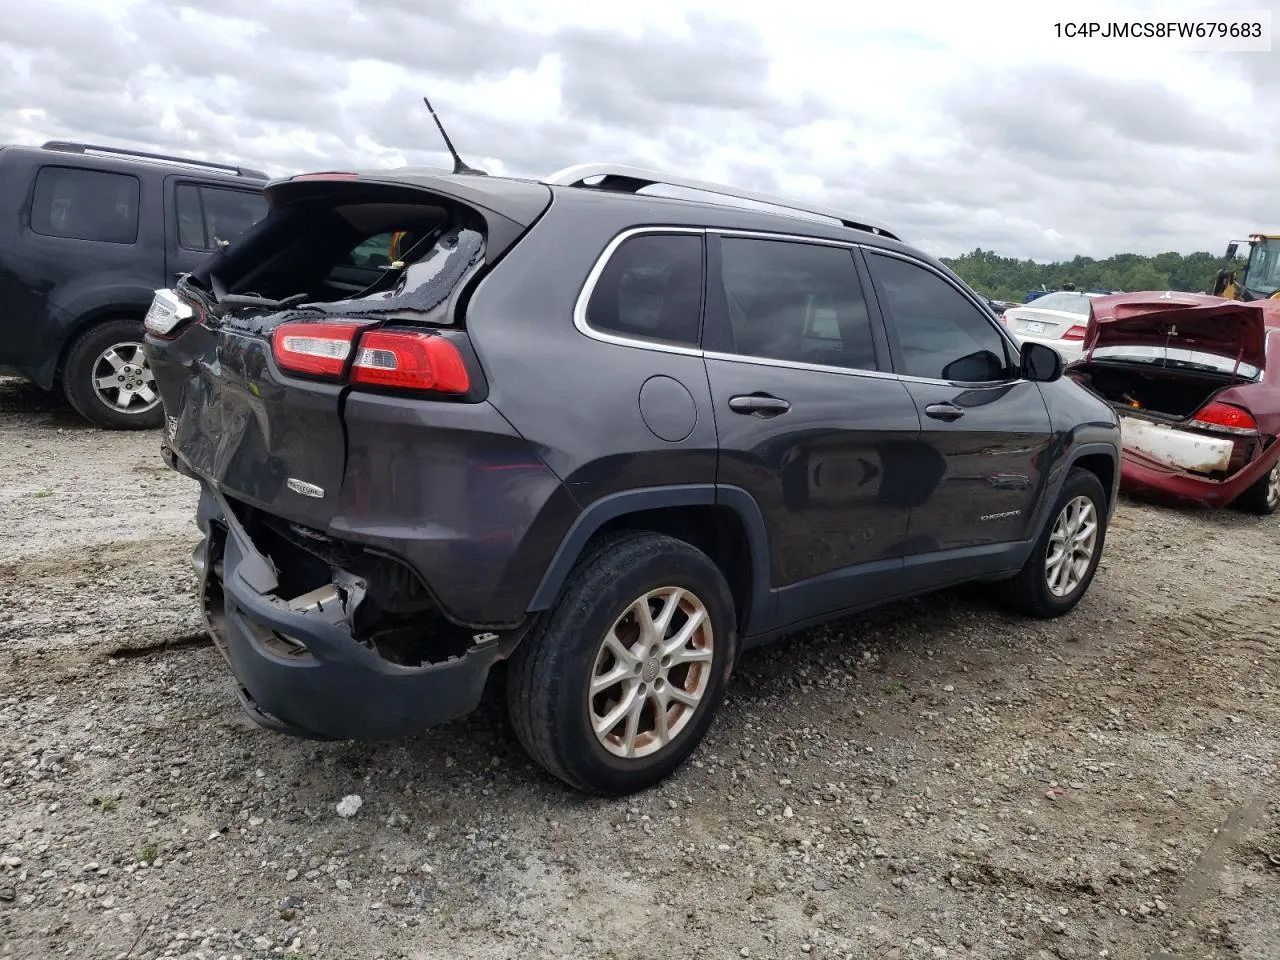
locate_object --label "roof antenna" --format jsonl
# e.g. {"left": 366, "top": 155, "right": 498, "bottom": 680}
{"left": 423, "top": 97, "right": 487, "bottom": 176}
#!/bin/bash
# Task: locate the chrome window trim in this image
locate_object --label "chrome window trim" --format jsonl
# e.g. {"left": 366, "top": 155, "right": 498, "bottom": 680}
{"left": 717, "top": 228, "right": 861, "bottom": 249}
{"left": 573, "top": 225, "right": 1029, "bottom": 388}
{"left": 572, "top": 225, "right": 707, "bottom": 357}
{"left": 702, "top": 349, "right": 900, "bottom": 382}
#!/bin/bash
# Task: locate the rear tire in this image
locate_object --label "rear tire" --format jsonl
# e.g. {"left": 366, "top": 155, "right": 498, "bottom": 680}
{"left": 62, "top": 319, "right": 164, "bottom": 430}
{"left": 997, "top": 467, "right": 1108, "bottom": 618}
{"left": 1232, "top": 457, "right": 1280, "bottom": 516}
{"left": 506, "top": 532, "right": 738, "bottom": 795}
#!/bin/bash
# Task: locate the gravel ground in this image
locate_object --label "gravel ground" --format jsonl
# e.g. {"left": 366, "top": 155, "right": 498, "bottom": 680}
{"left": 1, "top": 375, "right": 1278, "bottom": 960}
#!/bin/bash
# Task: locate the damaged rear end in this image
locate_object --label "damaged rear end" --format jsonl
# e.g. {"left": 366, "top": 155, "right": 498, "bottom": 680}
{"left": 143, "top": 170, "right": 563, "bottom": 740}
{"left": 1068, "top": 293, "right": 1280, "bottom": 507}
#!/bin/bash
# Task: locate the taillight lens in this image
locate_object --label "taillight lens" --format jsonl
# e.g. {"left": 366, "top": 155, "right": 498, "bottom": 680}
{"left": 1191, "top": 401, "right": 1257, "bottom": 434}
{"left": 144, "top": 288, "right": 198, "bottom": 338}
{"left": 351, "top": 330, "right": 470, "bottom": 393}
{"left": 271, "top": 321, "right": 471, "bottom": 394}
{"left": 271, "top": 321, "right": 364, "bottom": 378}
{"left": 1062, "top": 324, "right": 1088, "bottom": 341}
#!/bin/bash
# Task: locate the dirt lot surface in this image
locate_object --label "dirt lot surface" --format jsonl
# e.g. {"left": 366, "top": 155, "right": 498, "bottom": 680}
{"left": 2, "top": 375, "right": 1278, "bottom": 960}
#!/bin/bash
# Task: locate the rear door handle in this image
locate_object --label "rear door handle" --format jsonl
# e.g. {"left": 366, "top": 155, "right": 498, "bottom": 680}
{"left": 924, "top": 402, "right": 965, "bottom": 422}
{"left": 729, "top": 394, "right": 791, "bottom": 417}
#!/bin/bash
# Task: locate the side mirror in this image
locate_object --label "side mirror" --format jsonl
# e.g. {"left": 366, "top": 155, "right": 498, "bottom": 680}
{"left": 1021, "top": 341, "right": 1063, "bottom": 382}
{"left": 1225, "top": 242, "right": 1239, "bottom": 260}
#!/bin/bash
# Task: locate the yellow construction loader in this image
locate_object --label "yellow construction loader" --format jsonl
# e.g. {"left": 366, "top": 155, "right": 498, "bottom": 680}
{"left": 1213, "top": 233, "right": 1280, "bottom": 300}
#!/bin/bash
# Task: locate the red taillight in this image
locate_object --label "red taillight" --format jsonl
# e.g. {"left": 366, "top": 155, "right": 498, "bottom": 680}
{"left": 1191, "top": 401, "right": 1257, "bottom": 433}
{"left": 350, "top": 330, "right": 470, "bottom": 393}
{"left": 1062, "top": 324, "right": 1088, "bottom": 341}
{"left": 271, "top": 321, "right": 363, "bottom": 378}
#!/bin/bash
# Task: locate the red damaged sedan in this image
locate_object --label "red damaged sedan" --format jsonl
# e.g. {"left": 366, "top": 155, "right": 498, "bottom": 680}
{"left": 1067, "top": 292, "right": 1280, "bottom": 513}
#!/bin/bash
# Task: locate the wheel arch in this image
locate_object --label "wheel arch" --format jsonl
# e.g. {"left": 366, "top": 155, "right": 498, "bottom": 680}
{"left": 1070, "top": 450, "right": 1121, "bottom": 512}
{"left": 1067, "top": 444, "right": 1120, "bottom": 514}
{"left": 50, "top": 305, "right": 150, "bottom": 389}
{"left": 526, "top": 484, "right": 774, "bottom": 637}
{"left": 1026, "top": 441, "right": 1120, "bottom": 550}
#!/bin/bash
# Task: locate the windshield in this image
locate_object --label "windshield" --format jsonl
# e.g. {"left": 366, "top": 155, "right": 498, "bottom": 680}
{"left": 1244, "top": 238, "right": 1280, "bottom": 297}
{"left": 1088, "top": 345, "right": 1261, "bottom": 380}
{"left": 1023, "top": 292, "right": 1090, "bottom": 314}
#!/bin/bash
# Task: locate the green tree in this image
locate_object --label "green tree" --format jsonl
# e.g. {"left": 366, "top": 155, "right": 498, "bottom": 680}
{"left": 942, "top": 249, "right": 1226, "bottom": 301}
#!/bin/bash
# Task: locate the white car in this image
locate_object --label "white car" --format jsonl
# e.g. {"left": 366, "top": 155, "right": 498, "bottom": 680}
{"left": 1000, "top": 291, "right": 1096, "bottom": 363}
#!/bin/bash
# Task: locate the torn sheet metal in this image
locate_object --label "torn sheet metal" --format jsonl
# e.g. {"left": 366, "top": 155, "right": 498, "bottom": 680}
{"left": 1120, "top": 416, "right": 1233, "bottom": 474}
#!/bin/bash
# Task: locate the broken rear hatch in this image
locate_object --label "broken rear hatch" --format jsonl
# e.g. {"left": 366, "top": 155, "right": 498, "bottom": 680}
{"left": 1074, "top": 293, "right": 1274, "bottom": 478}
{"left": 146, "top": 171, "right": 550, "bottom": 530}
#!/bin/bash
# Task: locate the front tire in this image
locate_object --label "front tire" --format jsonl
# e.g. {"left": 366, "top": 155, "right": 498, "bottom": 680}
{"left": 997, "top": 467, "right": 1108, "bottom": 618}
{"left": 1232, "top": 457, "right": 1280, "bottom": 516}
{"left": 506, "top": 532, "right": 738, "bottom": 795}
{"left": 62, "top": 319, "right": 164, "bottom": 430}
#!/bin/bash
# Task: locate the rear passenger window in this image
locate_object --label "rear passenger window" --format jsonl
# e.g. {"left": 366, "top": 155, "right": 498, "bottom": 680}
{"left": 31, "top": 167, "right": 140, "bottom": 244}
{"left": 175, "top": 184, "right": 267, "bottom": 251}
{"left": 719, "top": 237, "right": 877, "bottom": 371}
{"left": 866, "top": 253, "right": 1012, "bottom": 382}
{"left": 586, "top": 233, "right": 704, "bottom": 346}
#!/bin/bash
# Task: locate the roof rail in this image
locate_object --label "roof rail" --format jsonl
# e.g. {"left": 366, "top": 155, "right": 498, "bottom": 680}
{"left": 40, "top": 141, "right": 269, "bottom": 180}
{"left": 543, "top": 163, "right": 899, "bottom": 241}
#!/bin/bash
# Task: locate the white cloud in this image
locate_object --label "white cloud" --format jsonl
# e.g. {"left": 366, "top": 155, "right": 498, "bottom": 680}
{"left": 0, "top": 0, "right": 1275, "bottom": 261}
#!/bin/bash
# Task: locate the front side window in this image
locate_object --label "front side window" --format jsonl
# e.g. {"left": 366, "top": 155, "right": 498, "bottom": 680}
{"left": 866, "top": 253, "right": 1012, "bottom": 382}
{"left": 176, "top": 184, "right": 267, "bottom": 251}
{"left": 31, "top": 166, "right": 140, "bottom": 244}
{"left": 585, "top": 233, "right": 704, "bottom": 346}
{"left": 175, "top": 185, "right": 205, "bottom": 249}
{"left": 718, "top": 237, "right": 877, "bottom": 371}
{"left": 1245, "top": 238, "right": 1280, "bottom": 297}
{"left": 200, "top": 186, "right": 267, "bottom": 249}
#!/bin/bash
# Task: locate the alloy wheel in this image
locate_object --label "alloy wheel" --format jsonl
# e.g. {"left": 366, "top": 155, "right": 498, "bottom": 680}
{"left": 91, "top": 341, "right": 159, "bottom": 414}
{"left": 1045, "top": 495, "right": 1098, "bottom": 597}
{"left": 1268, "top": 461, "right": 1280, "bottom": 510}
{"left": 589, "top": 586, "right": 714, "bottom": 760}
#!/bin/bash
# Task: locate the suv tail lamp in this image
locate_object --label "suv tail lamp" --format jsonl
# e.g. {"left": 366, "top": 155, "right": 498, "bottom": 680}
{"left": 271, "top": 321, "right": 470, "bottom": 394}
{"left": 1190, "top": 401, "right": 1257, "bottom": 435}
{"left": 144, "top": 288, "right": 201, "bottom": 339}
{"left": 351, "top": 330, "right": 470, "bottom": 393}
{"left": 1062, "top": 324, "right": 1088, "bottom": 341}
{"left": 272, "top": 321, "right": 366, "bottom": 377}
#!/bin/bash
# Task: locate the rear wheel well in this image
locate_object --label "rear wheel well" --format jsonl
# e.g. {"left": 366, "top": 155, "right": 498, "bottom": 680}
{"left": 1072, "top": 453, "right": 1116, "bottom": 507}
{"left": 55, "top": 310, "right": 146, "bottom": 385}
{"left": 588, "top": 506, "right": 753, "bottom": 631}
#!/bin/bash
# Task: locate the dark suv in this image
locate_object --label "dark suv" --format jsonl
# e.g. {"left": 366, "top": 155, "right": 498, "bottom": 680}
{"left": 0, "top": 141, "right": 268, "bottom": 428}
{"left": 144, "top": 163, "right": 1120, "bottom": 795}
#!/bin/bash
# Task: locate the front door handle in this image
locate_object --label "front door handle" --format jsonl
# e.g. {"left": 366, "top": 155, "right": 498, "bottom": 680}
{"left": 729, "top": 394, "right": 791, "bottom": 417}
{"left": 925, "top": 402, "right": 965, "bottom": 422}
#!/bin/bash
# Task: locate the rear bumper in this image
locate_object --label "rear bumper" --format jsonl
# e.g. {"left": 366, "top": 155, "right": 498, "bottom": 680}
{"left": 1119, "top": 444, "right": 1276, "bottom": 507}
{"left": 193, "top": 484, "right": 508, "bottom": 741}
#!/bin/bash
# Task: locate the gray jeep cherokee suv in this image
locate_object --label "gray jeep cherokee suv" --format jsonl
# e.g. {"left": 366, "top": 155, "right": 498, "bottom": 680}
{"left": 144, "top": 162, "right": 1121, "bottom": 795}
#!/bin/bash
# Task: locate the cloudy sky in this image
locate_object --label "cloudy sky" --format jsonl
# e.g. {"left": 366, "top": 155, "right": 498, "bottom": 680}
{"left": 1, "top": 0, "right": 1276, "bottom": 261}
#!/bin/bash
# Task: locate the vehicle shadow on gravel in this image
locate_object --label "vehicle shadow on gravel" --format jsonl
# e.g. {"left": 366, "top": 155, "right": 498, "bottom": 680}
{"left": 292, "top": 582, "right": 1046, "bottom": 804}
{"left": 1116, "top": 490, "right": 1278, "bottom": 529}
{"left": 0, "top": 376, "right": 96, "bottom": 428}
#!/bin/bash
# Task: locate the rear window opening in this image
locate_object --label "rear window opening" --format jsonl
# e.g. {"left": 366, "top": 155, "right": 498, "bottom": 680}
{"left": 186, "top": 184, "right": 490, "bottom": 327}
